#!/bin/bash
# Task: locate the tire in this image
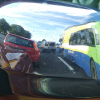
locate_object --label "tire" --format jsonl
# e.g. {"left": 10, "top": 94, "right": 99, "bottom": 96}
{"left": 90, "top": 60, "right": 98, "bottom": 80}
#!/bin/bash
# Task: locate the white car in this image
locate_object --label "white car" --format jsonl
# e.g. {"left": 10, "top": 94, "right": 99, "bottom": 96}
{"left": 42, "top": 42, "right": 56, "bottom": 53}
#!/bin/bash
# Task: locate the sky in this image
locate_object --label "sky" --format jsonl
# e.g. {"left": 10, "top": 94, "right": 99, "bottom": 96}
{"left": 0, "top": 2, "right": 99, "bottom": 43}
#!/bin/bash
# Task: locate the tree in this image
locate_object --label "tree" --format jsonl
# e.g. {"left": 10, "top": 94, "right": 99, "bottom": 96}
{"left": 59, "top": 38, "right": 63, "bottom": 44}
{"left": 25, "top": 30, "right": 31, "bottom": 39}
{"left": 42, "top": 39, "right": 46, "bottom": 44}
{"left": 42, "top": 39, "right": 46, "bottom": 42}
{"left": 0, "top": 18, "right": 32, "bottom": 38}
{"left": 9, "top": 24, "right": 31, "bottom": 39}
{"left": 0, "top": 18, "right": 11, "bottom": 35}
{"left": 9, "top": 24, "right": 24, "bottom": 36}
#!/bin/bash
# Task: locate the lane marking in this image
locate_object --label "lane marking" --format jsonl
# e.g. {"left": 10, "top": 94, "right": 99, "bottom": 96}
{"left": 58, "top": 57, "right": 74, "bottom": 71}
{"left": 34, "top": 71, "right": 42, "bottom": 75}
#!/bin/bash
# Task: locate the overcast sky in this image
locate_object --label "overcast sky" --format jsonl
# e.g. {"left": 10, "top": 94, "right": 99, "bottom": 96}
{"left": 0, "top": 2, "right": 99, "bottom": 43}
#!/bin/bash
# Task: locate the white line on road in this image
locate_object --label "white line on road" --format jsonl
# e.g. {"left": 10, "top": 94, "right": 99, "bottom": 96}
{"left": 58, "top": 57, "right": 74, "bottom": 71}
{"left": 33, "top": 71, "right": 43, "bottom": 75}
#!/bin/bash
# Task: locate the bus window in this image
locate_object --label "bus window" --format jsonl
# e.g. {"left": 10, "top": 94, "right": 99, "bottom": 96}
{"left": 94, "top": 28, "right": 99, "bottom": 45}
{"left": 69, "top": 34, "right": 74, "bottom": 45}
{"left": 80, "top": 30, "right": 86, "bottom": 45}
{"left": 69, "top": 28, "right": 95, "bottom": 46}
{"left": 85, "top": 28, "right": 95, "bottom": 45}
{"left": 77, "top": 31, "right": 81, "bottom": 45}
{"left": 69, "top": 32, "right": 78, "bottom": 45}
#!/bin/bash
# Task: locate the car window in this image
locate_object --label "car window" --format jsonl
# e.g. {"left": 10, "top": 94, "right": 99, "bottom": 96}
{"left": 6, "top": 34, "right": 33, "bottom": 48}
{"left": 44, "top": 42, "right": 48, "bottom": 46}
{"left": 49, "top": 43, "right": 55, "bottom": 46}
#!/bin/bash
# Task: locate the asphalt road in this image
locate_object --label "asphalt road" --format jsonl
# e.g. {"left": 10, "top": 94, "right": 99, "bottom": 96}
{"left": 34, "top": 48, "right": 100, "bottom": 98}
{"left": 35, "top": 48, "right": 89, "bottom": 79}
{"left": 0, "top": 38, "right": 92, "bottom": 79}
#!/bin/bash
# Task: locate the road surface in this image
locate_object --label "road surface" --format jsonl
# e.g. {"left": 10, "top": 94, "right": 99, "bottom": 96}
{"left": 35, "top": 48, "right": 89, "bottom": 79}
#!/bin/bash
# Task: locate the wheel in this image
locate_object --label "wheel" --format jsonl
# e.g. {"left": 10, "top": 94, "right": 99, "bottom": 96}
{"left": 90, "top": 60, "right": 98, "bottom": 80}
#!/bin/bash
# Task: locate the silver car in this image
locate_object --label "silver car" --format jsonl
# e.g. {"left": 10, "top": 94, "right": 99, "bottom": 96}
{"left": 42, "top": 42, "right": 56, "bottom": 53}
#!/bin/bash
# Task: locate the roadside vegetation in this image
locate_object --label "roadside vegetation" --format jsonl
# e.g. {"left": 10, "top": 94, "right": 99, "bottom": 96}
{"left": 0, "top": 18, "right": 31, "bottom": 39}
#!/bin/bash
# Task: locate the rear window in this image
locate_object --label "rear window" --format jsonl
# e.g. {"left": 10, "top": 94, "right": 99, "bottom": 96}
{"left": 49, "top": 43, "right": 55, "bottom": 46}
{"left": 45, "top": 43, "right": 49, "bottom": 46}
{"left": 6, "top": 34, "right": 34, "bottom": 48}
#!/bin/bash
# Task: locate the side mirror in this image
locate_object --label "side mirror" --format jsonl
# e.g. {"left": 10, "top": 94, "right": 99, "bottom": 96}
{"left": 0, "top": 0, "right": 100, "bottom": 99}
{"left": 0, "top": 46, "right": 33, "bottom": 73}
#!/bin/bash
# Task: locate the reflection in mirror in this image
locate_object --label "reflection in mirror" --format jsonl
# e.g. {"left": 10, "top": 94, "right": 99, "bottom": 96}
{"left": 54, "top": 0, "right": 100, "bottom": 10}
{"left": 0, "top": 2, "right": 100, "bottom": 98}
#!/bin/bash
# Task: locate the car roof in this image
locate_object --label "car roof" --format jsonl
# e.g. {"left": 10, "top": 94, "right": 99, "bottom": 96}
{"left": 45, "top": 41, "right": 55, "bottom": 43}
{"left": 7, "top": 33, "right": 35, "bottom": 42}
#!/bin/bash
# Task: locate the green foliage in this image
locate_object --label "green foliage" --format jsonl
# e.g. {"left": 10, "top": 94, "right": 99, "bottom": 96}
{"left": 25, "top": 30, "right": 32, "bottom": 39}
{"left": 0, "top": 18, "right": 32, "bottom": 39}
{"left": 0, "top": 18, "right": 11, "bottom": 35}
{"left": 9, "top": 24, "right": 31, "bottom": 39}
{"left": 4, "top": 33, "right": 7, "bottom": 36}
{"left": 42, "top": 39, "right": 46, "bottom": 42}
{"left": 9, "top": 24, "right": 25, "bottom": 36}
{"left": 59, "top": 38, "right": 63, "bottom": 44}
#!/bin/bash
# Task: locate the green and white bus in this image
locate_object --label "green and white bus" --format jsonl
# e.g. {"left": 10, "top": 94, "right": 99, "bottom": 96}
{"left": 60, "top": 21, "right": 100, "bottom": 82}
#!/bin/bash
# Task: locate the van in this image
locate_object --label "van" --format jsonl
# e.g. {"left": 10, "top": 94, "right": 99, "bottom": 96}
{"left": 60, "top": 21, "right": 100, "bottom": 83}
{"left": 4, "top": 33, "right": 41, "bottom": 65}
{"left": 42, "top": 42, "right": 56, "bottom": 53}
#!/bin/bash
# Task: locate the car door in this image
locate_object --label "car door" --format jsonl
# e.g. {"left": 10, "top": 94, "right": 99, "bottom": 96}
{"left": 92, "top": 25, "right": 100, "bottom": 80}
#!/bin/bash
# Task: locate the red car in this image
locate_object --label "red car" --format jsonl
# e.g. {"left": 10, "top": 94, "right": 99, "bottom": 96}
{"left": 4, "top": 33, "right": 41, "bottom": 66}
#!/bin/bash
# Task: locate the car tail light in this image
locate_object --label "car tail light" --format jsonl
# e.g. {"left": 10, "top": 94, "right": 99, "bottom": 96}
{"left": 33, "top": 43, "right": 38, "bottom": 51}
{"left": 43, "top": 45, "right": 44, "bottom": 48}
